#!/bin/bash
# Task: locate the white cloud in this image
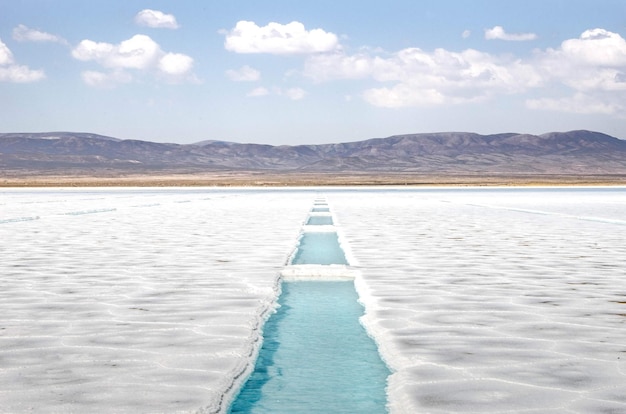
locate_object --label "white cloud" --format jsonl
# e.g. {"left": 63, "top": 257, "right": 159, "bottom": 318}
{"left": 226, "top": 65, "right": 261, "bottom": 81}
{"left": 522, "top": 29, "right": 626, "bottom": 115}
{"left": 245, "top": 86, "right": 306, "bottom": 100}
{"left": 247, "top": 86, "right": 269, "bottom": 97}
{"left": 0, "top": 65, "right": 46, "bottom": 83}
{"left": 558, "top": 28, "right": 626, "bottom": 67}
{"left": 485, "top": 26, "right": 537, "bottom": 41}
{"left": 526, "top": 92, "right": 624, "bottom": 115}
{"left": 158, "top": 53, "right": 193, "bottom": 76}
{"left": 224, "top": 21, "right": 339, "bottom": 54}
{"left": 363, "top": 85, "right": 446, "bottom": 108}
{"left": 0, "top": 38, "right": 45, "bottom": 83}
{"left": 72, "top": 35, "right": 161, "bottom": 69}
{"left": 462, "top": 30, "right": 471, "bottom": 39}
{"left": 302, "top": 27, "right": 626, "bottom": 113}
{"left": 0, "top": 39, "right": 14, "bottom": 65}
{"left": 283, "top": 87, "right": 307, "bottom": 100}
{"left": 303, "top": 52, "right": 376, "bottom": 82}
{"left": 304, "top": 47, "right": 542, "bottom": 107}
{"left": 72, "top": 34, "right": 194, "bottom": 85}
{"left": 534, "top": 29, "right": 626, "bottom": 95}
{"left": 12, "top": 24, "right": 67, "bottom": 44}
{"left": 81, "top": 70, "right": 132, "bottom": 88}
{"left": 135, "top": 9, "right": 179, "bottom": 29}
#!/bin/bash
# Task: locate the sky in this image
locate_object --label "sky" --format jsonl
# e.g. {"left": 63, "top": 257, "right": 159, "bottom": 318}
{"left": 1, "top": 0, "right": 626, "bottom": 145}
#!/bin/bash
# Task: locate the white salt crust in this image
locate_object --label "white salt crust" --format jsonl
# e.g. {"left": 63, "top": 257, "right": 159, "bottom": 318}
{"left": 0, "top": 188, "right": 310, "bottom": 413}
{"left": 331, "top": 187, "right": 626, "bottom": 413}
{"left": 2, "top": 187, "right": 626, "bottom": 413}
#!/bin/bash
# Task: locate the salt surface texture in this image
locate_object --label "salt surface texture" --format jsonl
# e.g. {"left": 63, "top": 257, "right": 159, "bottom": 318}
{"left": 0, "top": 188, "right": 311, "bottom": 413}
{"left": 3, "top": 187, "right": 626, "bottom": 413}
{"left": 330, "top": 187, "right": 626, "bottom": 413}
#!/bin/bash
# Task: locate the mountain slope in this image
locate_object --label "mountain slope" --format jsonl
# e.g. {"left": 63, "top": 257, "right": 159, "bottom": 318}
{"left": 1, "top": 130, "right": 626, "bottom": 175}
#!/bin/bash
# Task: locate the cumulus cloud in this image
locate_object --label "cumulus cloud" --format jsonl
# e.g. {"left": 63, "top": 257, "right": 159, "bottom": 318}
{"left": 301, "top": 27, "right": 626, "bottom": 113}
{"left": 363, "top": 85, "right": 446, "bottom": 107}
{"left": 303, "top": 52, "right": 375, "bottom": 81}
{"left": 0, "top": 38, "right": 45, "bottom": 83}
{"left": 72, "top": 35, "right": 161, "bottom": 69}
{"left": 0, "top": 64, "right": 46, "bottom": 83}
{"left": 526, "top": 92, "right": 624, "bottom": 115}
{"left": 557, "top": 28, "right": 626, "bottom": 67}
{"left": 462, "top": 30, "right": 471, "bottom": 39}
{"left": 485, "top": 26, "right": 537, "bottom": 41}
{"left": 304, "top": 47, "right": 542, "bottom": 107}
{"left": 245, "top": 86, "right": 306, "bottom": 100}
{"left": 282, "top": 87, "right": 307, "bottom": 100}
{"left": 529, "top": 29, "right": 626, "bottom": 94}
{"left": 72, "top": 34, "right": 194, "bottom": 85}
{"left": 224, "top": 21, "right": 340, "bottom": 54}
{"left": 538, "top": 29, "right": 626, "bottom": 93}
{"left": 12, "top": 24, "right": 67, "bottom": 44}
{"left": 523, "top": 28, "right": 626, "bottom": 115}
{"left": 247, "top": 86, "right": 269, "bottom": 97}
{"left": 81, "top": 70, "right": 132, "bottom": 88}
{"left": 226, "top": 65, "right": 261, "bottom": 81}
{"left": 158, "top": 53, "right": 194, "bottom": 76}
{"left": 135, "top": 9, "right": 179, "bottom": 29}
{"left": 0, "top": 40, "right": 13, "bottom": 66}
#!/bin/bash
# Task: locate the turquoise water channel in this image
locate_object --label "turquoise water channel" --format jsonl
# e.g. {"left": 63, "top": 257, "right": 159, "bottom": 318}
{"left": 228, "top": 201, "right": 389, "bottom": 413}
{"left": 228, "top": 281, "right": 390, "bottom": 413}
{"left": 306, "top": 216, "right": 333, "bottom": 225}
{"left": 290, "top": 232, "right": 348, "bottom": 265}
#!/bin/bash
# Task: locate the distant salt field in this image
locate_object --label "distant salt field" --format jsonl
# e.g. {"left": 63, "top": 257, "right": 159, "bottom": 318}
{"left": 1, "top": 187, "right": 626, "bottom": 413}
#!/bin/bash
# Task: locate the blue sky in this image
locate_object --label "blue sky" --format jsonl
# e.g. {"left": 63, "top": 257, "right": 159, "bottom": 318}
{"left": 1, "top": 0, "right": 626, "bottom": 145}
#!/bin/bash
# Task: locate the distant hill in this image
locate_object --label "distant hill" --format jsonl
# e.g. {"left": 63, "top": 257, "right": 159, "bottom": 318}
{"left": 2, "top": 130, "right": 626, "bottom": 176}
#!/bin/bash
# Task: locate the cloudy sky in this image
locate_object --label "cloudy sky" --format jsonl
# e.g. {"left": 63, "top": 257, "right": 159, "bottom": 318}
{"left": 1, "top": 0, "right": 626, "bottom": 144}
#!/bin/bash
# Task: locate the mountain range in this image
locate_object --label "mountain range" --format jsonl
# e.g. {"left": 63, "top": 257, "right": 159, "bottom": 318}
{"left": 2, "top": 130, "right": 626, "bottom": 177}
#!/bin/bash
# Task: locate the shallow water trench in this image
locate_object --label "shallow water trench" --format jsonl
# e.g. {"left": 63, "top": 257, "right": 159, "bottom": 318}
{"left": 228, "top": 200, "right": 390, "bottom": 413}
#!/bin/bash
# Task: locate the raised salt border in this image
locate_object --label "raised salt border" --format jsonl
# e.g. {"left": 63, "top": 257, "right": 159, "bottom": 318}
{"left": 2, "top": 187, "right": 626, "bottom": 413}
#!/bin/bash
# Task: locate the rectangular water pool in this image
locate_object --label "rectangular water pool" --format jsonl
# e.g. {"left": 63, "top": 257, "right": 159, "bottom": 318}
{"left": 306, "top": 216, "right": 334, "bottom": 226}
{"left": 228, "top": 281, "right": 390, "bottom": 413}
{"left": 290, "top": 232, "right": 348, "bottom": 265}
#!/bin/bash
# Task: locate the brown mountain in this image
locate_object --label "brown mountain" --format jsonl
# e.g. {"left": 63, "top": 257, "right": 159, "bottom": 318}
{"left": 1, "top": 130, "right": 626, "bottom": 176}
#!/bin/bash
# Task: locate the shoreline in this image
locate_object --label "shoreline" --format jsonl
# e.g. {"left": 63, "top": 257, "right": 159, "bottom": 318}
{"left": 2, "top": 172, "right": 626, "bottom": 188}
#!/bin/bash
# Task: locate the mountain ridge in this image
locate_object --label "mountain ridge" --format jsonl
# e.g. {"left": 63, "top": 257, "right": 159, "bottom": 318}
{"left": 2, "top": 130, "right": 626, "bottom": 176}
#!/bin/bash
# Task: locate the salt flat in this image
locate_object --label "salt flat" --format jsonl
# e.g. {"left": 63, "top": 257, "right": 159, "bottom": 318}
{"left": 0, "top": 188, "right": 311, "bottom": 413}
{"left": 1, "top": 187, "right": 626, "bottom": 413}
{"left": 330, "top": 187, "right": 626, "bottom": 413}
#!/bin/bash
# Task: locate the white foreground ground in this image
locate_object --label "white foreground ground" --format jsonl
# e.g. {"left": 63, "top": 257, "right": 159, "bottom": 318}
{"left": 0, "top": 188, "right": 311, "bottom": 413}
{"left": 331, "top": 188, "right": 626, "bottom": 413}
{"left": 1, "top": 187, "right": 626, "bottom": 413}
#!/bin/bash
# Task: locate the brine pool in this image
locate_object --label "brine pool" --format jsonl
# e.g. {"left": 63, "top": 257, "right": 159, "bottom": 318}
{"left": 229, "top": 202, "right": 390, "bottom": 413}
{"left": 305, "top": 216, "right": 333, "bottom": 226}
{"left": 228, "top": 281, "right": 390, "bottom": 413}
{"left": 290, "top": 232, "right": 348, "bottom": 265}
